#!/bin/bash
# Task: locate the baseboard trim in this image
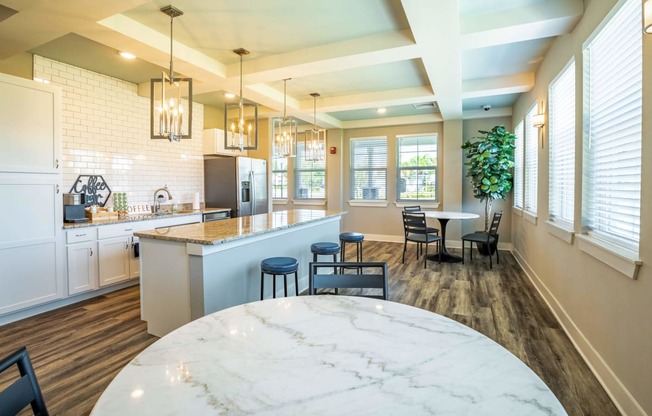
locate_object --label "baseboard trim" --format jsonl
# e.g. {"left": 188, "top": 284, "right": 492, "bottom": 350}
{"left": 0, "top": 280, "right": 139, "bottom": 326}
{"left": 512, "top": 249, "right": 646, "bottom": 416}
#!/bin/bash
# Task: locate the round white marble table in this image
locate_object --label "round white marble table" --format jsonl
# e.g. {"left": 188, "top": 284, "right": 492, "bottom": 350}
{"left": 424, "top": 210, "right": 479, "bottom": 262}
{"left": 92, "top": 296, "right": 566, "bottom": 415}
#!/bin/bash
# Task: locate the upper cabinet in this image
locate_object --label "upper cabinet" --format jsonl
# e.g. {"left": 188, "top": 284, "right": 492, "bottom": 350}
{"left": 203, "top": 128, "right": 247, "bottom": 157}
{"left": 0, "top": 73, "right": 61, "bottom": 174}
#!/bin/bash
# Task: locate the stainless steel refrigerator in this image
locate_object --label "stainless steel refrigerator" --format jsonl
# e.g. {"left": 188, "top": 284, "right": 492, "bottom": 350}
{"left": 204, "top": 157, "right": 268, "bottom": 217}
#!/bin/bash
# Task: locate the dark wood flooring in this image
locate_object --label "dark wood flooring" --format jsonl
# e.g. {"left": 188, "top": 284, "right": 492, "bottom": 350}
{"left": 0, "top": 242, "right": 620, "bottom": 415}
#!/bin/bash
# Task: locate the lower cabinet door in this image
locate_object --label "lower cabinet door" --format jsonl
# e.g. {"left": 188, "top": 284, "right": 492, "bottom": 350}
{"left": 98, "top": 237, "right": 130, "bottom": 287}
{"left": 67, "top": 242, "right": 98, "bottom": 295}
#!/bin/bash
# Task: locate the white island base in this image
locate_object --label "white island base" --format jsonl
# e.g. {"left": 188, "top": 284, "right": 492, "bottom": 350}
{"left": 137, "top": 210, "right": 342, "bottom": 337}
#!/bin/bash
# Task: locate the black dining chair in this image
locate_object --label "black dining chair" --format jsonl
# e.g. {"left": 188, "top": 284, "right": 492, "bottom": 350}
{"left": 403, "top": 205, "right": 439, "bottom": 236}
{"left": 308, "top": 261, "right": 388, "bottom": 300}
{"left": 0, "top": 346, "right": 49, "bottom": 416}
{"left": 461, "top": 211, "right": 503, "bottom": 269}
{"left": 402, "top": 211, "right": 441, "bottom": 268}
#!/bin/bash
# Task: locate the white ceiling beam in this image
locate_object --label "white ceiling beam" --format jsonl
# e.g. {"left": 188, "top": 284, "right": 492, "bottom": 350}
{"left": 401, "top": 0, "right": 462, "bottom": 120}
{"left": 342, "top": 114, "right": 442, "bottom": 129}
{"left": 460, "top": 0, "right": 583, "bottom": 50}
{"left": 462, "top": 73, "right": 534, "bottom": 99}
{"left": 301, "top": 87, "right": 435, "bottom": 113}
{"left": 229, "top": 30, "right": 419, "bottom": 84}
{"left": 462, "top": 107, "right": 512, "bottom": 120}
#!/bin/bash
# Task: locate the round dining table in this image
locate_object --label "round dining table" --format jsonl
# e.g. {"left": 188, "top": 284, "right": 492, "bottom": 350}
{"left": 92, "top": 296, "right": 566, "bottom": 415}
{"left": 424, "top": 210, "right": 479, "bottom": 262}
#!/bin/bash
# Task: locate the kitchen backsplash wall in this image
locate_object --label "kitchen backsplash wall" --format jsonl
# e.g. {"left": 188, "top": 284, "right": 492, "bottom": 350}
{"left": 33, "top": 55, "right": 204, "bottom": 211}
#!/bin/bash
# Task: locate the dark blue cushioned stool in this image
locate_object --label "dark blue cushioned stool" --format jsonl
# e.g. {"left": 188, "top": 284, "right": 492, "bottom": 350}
{"left": 260, "top": 257, "right": 299, "bottom": 300}
{"left": 311, "top": 242, "right": 340, "bottom": 294}
{"left": 339, "top": 232, "right": 364, "bottom": 262}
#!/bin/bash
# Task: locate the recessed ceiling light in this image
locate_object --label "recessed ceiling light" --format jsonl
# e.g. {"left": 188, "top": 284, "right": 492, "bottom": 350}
{"left": 224, "top": 92, "right": 236, "bottom": 99}
{"left": 377, "top": 108, "right": 387, "bottom": 114}
{"left": 119, "top": 51, "right": 136, "bottom": 60}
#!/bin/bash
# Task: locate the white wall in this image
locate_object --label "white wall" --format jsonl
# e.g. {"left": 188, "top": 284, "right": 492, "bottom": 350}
{"left": 511, "top": 0, "right": 652, "bottom": 414}
{"left": 33, "top": 55, "right": 205, "bottom": 212}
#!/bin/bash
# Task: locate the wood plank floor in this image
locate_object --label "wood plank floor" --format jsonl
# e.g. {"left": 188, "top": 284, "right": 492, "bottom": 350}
{"left": 0, "top": 242, "right": 619, "bottom": 415}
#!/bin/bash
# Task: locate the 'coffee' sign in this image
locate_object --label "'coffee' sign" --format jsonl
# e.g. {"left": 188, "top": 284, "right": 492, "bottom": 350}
{"left": 69, "top": 175, "right": 112, "bottom": 207}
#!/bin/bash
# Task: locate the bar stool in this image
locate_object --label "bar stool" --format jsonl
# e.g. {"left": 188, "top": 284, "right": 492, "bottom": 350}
{"left": 260, "top": 257, "right": 299, "bottom": 300}
{"left": 310, "top": 242, "right": 340, "bottom": 263}
{"left": 339, "top": 232, "right": 364, "bottom": 262}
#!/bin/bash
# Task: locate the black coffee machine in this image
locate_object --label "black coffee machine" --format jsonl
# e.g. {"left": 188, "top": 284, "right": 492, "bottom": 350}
{"left": 63, "top": 193, "right": 89, "bottom": 223}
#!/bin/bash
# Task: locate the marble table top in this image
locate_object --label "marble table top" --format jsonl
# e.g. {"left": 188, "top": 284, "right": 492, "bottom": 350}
{"left": 134, "top": 209, "right": 344, "bottom": 245}
{"left": 423, "top": 210, "right": 480, "bottom": 220}
{"left": 92, "top": 296, "right": 566, "bottom": 415}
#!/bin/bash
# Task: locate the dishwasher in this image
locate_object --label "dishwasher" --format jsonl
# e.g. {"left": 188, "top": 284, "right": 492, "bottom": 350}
{"left": 202, "top": 210, "right": 231, "bottom": 222}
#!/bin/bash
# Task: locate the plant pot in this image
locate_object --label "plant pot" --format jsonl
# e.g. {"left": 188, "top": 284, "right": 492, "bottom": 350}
{"left": 474, "top": 233, "right": 498, "bottom": 256}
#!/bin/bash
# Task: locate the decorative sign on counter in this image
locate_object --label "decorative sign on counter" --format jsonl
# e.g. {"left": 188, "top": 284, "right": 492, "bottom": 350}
{"left": 69, "top": 175, "right": 112, "bottom": 207}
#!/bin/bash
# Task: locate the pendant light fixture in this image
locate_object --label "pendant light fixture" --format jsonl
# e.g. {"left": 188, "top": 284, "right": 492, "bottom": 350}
{"left": 305, "top": 93, "right": 326, "bottom": 162}
{"left": 224, "top": 48, "right": 258, "bottom": 151}
{"left": 273, "top": 79, "right": 298, "bottom": 158}
{"left": 150, "top": 5, "right": 193, "bottom": 142}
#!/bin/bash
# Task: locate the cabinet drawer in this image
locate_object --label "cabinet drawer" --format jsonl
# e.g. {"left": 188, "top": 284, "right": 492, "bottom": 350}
{"left": 66, "top": 228, "right": 97, "bottom": 244}
{"left": 98, "top": 224, "right": 138, "bottom": 240}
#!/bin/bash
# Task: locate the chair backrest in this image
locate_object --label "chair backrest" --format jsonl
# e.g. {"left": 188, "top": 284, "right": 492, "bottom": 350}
{"left": 0, "top": 347, "right": 48, "bottom": 416}
{"left": 403, "top": 205, "right": 421, "bottom": 212}
{"left": 402, "top": 211, "right": 427, "bottom": 235}
{"left": 488, "top": 211, "right": 503, "bottom": 236}
{"left": 309, "top": 262, "right": 388, "bottom": 300}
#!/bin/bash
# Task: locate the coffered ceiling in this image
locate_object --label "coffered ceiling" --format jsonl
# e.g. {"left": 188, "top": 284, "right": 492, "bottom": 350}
{"left": 0, "top": 0, "right": 583, "bottom": 128}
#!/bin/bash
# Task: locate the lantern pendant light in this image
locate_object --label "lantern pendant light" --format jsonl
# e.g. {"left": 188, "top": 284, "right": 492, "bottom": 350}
{"left": 273, "top": 79, "right": 298, "bottom": 158}
{"left": 305, "top": 93, "right": 326, "bottom": 161}
{"left": 224, "top": 48, "right": 259, "bottom": 151}
{"left": 151, "top": 5, "right": 193, "bottom": 142}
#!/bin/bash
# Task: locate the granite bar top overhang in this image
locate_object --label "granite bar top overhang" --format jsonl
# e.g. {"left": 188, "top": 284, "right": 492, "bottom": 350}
{"left": 134, "top": 209, "right": 345, "bottom": 246}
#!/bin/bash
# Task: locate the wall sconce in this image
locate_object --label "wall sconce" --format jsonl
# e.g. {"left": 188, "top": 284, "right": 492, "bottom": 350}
{"left": 645, "top": 0, "right": 652, "bottom": 34}
{"left": 151, "top": 5, "right": 192, "bottom": 141}
{"left": 532, "top": 109, "right": 546, "bottom": 149}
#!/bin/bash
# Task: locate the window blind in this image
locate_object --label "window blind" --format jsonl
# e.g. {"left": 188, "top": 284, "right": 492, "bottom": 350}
{"left": 524, "top": 104, "right": 538, "bottom": 214}
{"left": 583, "top": 0, "right": 642, "bottom": 250}
{"left": 549, "top": 61, "right": 576, "bottom": 229}
{"left": 513, "top": 121, "right": 524, "bottom": 209}
{"left": 294, "top": 141, "right": 326, "bottom": 199}
{"left": 350, "top": 138, "right": 387, "bottom": 200}
{"left": 271, "top": 155, "right": 287, "bottom": 199}
{"left": 396, "top": 134, "right": 438, "bottom": 201}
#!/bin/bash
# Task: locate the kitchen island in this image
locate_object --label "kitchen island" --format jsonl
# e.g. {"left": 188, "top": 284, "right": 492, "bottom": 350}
{"left": 135, "top": 209, "right": 343, "bottom": 336}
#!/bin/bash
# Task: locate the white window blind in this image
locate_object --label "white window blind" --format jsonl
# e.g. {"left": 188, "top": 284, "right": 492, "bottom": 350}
{"left": 582, "top": 0, "right": 642, "bottom": 250}
{"left": 294, "top": 141, "right": 326, "bottom": 199}
{"left": 350, "top": 137, "right": 387, "bottom": 200}
{"left": 396, "top": 134, "right": 438, "bottom": 201}
{"left": 549, "top": 61, "right": 576, "bottom": 229}
{"left": 513, "top": 121, "right": 524, "bottom": 210}
{"left": 271, "top": 155, "right": 287, "bottom": 199}
{"left": 524, "top": 104, "right": 538, "bottom": 214}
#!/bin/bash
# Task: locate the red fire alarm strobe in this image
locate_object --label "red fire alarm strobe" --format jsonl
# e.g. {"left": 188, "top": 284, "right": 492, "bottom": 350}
{"left": 330, "top": 147, "right": 336, "bottom": 154}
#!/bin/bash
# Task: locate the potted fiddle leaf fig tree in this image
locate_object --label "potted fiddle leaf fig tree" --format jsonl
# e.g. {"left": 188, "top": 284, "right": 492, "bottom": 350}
{"left": 461, "top": 125, "right": 515, "bottom": 253}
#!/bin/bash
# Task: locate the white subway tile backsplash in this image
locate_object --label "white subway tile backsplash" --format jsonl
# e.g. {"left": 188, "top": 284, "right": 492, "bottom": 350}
{"left": 34, "top": 55, "right": 205, "bottom": 209}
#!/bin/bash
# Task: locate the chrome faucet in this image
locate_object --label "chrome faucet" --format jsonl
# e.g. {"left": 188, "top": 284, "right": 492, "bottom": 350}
{"left": 153, "top": 185, "right": 173, "bottom": 214}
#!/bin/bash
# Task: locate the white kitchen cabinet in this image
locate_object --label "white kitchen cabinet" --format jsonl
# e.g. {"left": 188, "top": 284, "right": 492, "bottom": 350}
{"left": 203, "top": 128, "right": 248, "bottom": 157}
{"left": 0, "top": 175, "right": 64, "bottom": 315}
{"left": 98, "top": 236, "right": 132, "bottom": 286}
{"left": 66, "top": 229, "right": 98, "bottom": 295}
{"left": 0, "top": 73, "right": 61, "bottom": 174}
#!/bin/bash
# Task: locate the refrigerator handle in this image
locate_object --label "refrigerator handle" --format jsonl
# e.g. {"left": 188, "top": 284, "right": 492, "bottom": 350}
{"left": 250, "top": 170, "right": 255, "bottom": 215}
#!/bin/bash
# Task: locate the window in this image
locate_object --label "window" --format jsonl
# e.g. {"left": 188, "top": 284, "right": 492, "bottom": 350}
{"left": 271, "top": 155, "right": 287, "bottom": 199}
{"left": 548, "top": 60, "right": 576, "bottom": 229}
{"left": 582, "top": 0, "right": 642, "bottom": 251}
{"left": 396, "top": 134, "right": 438, "bottom": 202}
{"left": 294, "top": 141, "right": 326, "bottom": 199}
{"left": 350, "top": 137, "right": 387, "bottom": 200}
{"left": 524, "top": 104, "right": 538, "bottom": 215}
{"left": 513, "top": 121, "right": 524, "bottom": 210}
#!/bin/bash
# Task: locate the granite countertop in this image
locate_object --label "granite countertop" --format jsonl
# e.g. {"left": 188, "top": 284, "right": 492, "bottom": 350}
{"left": 63, "top": 207, "right": 230, "bottom": 229}
{"left": 134, "top": 209, "right": 344, "bottom": 245}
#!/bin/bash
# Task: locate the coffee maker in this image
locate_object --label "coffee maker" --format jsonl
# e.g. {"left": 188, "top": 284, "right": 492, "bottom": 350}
{"left": 63, "top": 193, "right": 89, "bottom": 223}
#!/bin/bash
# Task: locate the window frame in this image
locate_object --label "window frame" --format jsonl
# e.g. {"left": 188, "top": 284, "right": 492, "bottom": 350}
{"left": 513, "top": 121, "right": 524, "bottom": 211}
{"left": 524, "top": 103, "right": 539, "bottom": 218}
{"left": 271, "top": 153, "right": 288, "bottom": 200}
{"left": 293, "top": 140, "right": 326, "bottom": 200}
{"left": 349, "top": 137, "right": 388, "bottom": 202}
{"left": 395, "top": 133, "right": 439, "bottom": 203}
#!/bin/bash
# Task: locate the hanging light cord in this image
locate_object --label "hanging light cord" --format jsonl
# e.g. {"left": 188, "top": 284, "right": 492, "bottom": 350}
{"left": 168, "top": 14, "right": 174, "bottom": 82}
